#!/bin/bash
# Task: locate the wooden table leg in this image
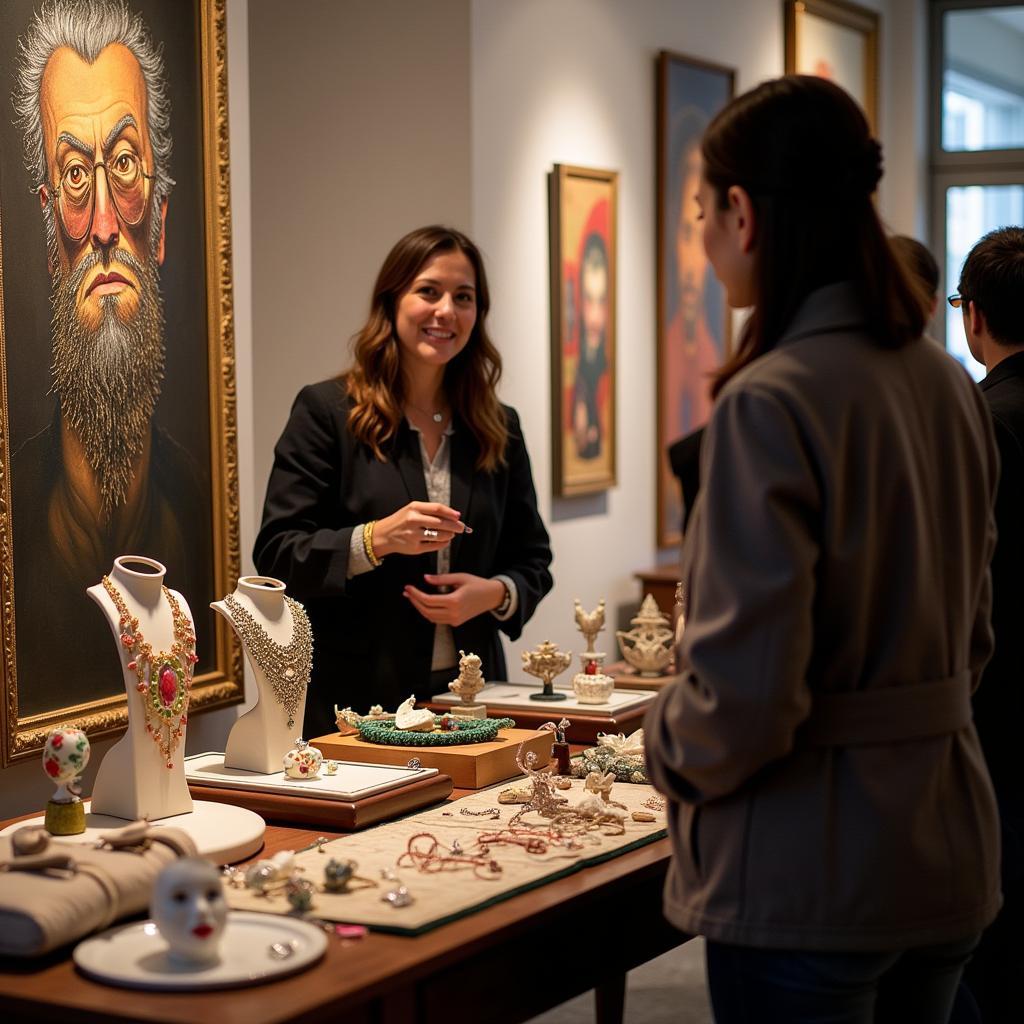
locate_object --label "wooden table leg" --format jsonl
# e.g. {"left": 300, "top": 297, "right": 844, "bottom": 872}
{"left": 595, "top": 972, "right": 627, "bottom": 1024}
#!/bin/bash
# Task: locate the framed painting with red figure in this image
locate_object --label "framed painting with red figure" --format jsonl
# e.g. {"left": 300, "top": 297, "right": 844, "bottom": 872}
{"left": 784, "top": 0, "right": 879, "bottom": 132}
{"left": 656, "top": 51, "right": 734, "bottom": 548}
{"left": 548, "top": 164, "right": 618, "bottom": 497}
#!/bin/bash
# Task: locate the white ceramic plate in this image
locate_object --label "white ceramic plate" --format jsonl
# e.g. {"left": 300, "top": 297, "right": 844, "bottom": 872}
{"left": 73, "top": 911, "right": 327, "bottom": 991}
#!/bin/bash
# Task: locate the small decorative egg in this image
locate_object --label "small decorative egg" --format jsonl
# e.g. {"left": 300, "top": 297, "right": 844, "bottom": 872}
{"left": 282, "top": 738, "right": 323, "bottom": 780}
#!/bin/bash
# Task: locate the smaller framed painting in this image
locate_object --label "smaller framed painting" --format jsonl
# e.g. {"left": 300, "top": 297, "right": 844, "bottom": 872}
{"left": 548, "top": 163, "right": 618, "bottom": 497}
{"left": 784, "top": 0, "right": 880, "bottom": 131}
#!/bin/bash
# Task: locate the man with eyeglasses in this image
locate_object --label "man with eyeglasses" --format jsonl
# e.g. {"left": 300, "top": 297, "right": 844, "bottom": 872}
{"left": 9, "top": 0, "right": 208, "bottom": 715}
{"left": 948, "top": 226, "right": 1024, "bottom": 1024}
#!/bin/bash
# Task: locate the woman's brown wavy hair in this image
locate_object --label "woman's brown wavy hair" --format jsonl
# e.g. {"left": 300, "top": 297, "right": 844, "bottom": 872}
{"left": 703, "top": 76, "right": 928, "bottom": 399}
{"left": 343, "top": 225, "right": 508, "bottom": 471}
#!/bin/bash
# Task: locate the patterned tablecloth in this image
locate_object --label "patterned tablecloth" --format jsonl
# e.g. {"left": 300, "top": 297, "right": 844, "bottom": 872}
{"left": 225, "top": 777, "right": 667, "bottom": 935}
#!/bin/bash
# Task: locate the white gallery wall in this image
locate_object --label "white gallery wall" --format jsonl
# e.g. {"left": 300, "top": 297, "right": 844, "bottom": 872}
{"left": 470, "top": 0, "right": 915, "bottom": 659}
{"left": 0, "top": 0, "right": 927, "bottom": 816}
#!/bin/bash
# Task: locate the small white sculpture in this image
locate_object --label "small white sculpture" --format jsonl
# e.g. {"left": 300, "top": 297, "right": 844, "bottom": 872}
{"left": 282, "top": 738, "right": 323, "bottom": 779}
{"left": 335, "top": 703, "right": 391, "bottom": 729}
{"left": 521, "top": 640, "right": 573, "bottom": 702}
{"left": 394, "top": 696, "right": 435, "bottom": 732}
{"left": 596, "top": 728, "right": 645, "bottom": 757}
{"left": 150, "top": 858, "right": 228, "bottom": 967}
{"left": 573, "top": 598, "right": 606, "bottom": 654}
{"left": 448, "top": 650, "right": 487, "bottom": 719}
{"left": 616, "top": 594, "right": 674, "bottom": 677}
{"left": 584, "top": 769, "right": 617, "bottom": 803}
{"left": 572, "top": 671, "right": 615, "bottom": 704}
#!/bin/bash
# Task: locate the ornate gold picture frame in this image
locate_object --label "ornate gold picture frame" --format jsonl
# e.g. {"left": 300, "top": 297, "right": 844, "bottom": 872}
{"left": 785, "top": 0, "right": 880, "bottom": 132}
{"left": 0, "top": 0, "right": 242, "bottom": 766}
{"left": 548, "top": 163, "right": 618, "bottom": 497}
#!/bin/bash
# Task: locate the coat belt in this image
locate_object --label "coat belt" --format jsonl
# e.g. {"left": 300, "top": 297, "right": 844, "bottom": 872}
{"left": 802, "top": 671, "right": 972, "bottom": 746}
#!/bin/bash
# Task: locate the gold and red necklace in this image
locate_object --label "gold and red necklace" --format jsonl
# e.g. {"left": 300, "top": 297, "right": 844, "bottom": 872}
{"left": 102, "top": 576, "right": 198, "bottom": 769}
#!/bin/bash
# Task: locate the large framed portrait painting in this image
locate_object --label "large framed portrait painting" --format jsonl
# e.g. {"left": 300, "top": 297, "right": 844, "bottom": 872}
{"left": 656, "top": 51, "right": 734, "bottom": 547}
{"left": 0, "top": 0, "right": 241, "bottom": 765}
{"left": 549, "top": 163, "right": 618, "bottom": 497}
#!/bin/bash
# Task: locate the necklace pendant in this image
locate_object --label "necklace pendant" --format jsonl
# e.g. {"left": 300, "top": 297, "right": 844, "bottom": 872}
{"left": 432, "top": 412, "right": 443, "bottom": 423}
{"left": 287, "top": 716, "right": 295, "bottom": 729}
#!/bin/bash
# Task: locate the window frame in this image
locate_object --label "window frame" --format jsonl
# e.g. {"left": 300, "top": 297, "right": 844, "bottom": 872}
{"left": 929, "top": 0, "right": 1024, "bottom": 359}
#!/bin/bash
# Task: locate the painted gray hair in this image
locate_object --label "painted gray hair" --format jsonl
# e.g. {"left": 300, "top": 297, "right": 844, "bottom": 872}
{"left": 12, "top": 0, "right": 174, "bottom": 256}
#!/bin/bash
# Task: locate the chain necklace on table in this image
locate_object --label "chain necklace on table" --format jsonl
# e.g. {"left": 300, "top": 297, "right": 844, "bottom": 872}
{"left": 223, "top": 594, "right": 313, "bottom": 729}
{"left": 102, "top": 576, "right": 198, "bottom": 769}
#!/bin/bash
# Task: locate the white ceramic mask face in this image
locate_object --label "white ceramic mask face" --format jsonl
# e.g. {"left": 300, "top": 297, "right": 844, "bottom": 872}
{"left": 150, "top": 858, "right": 228, "bottom": 966}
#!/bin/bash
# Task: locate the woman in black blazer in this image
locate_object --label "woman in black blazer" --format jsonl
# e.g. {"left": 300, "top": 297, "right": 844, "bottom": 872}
{"left": 255, "top": 226, "right": 553, "bottom": 738}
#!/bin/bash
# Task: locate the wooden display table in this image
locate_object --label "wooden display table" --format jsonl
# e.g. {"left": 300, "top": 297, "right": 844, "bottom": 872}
{"left": 0, "top": 788, "right": 688, "bottom": 1024}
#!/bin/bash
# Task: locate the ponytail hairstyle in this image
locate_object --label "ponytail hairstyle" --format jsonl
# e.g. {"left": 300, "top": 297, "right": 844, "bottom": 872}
{"left": 343, "top": 225, "right": 508, "bottom": 471}
{"left": 703, "top": 76, "right": 927, "bottom": 398}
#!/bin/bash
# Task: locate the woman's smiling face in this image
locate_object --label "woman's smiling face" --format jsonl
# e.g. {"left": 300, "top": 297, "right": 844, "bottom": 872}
{"left": 394, "top": 248, "right": 477, "bottom": 372}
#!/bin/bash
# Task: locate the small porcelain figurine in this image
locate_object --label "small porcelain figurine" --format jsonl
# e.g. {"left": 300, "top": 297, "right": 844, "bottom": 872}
{"left": 448, "top": 650, "right": 487, "bottom": 719}
{"left": 283, "top": 738, "right": 324, "bottom": 779}
{"left": 573, "top": 598, "right": 606, "bottom": 654}
{"left": 150, "top": 858, "right": 228, "bottom": 967}
{"left": 394, "top": 696, "right": 435, "bottom": 732}
{"left": 572, "top": 671, "right": 616, "bottom": 704}
{"left": 616, "top": 594, "right": 674, "bottom": 677}
{"left": 521, "top": 640, "right": 573, "bottom": 701}
{"left": 41, "top": 727, "right": 90, "bottom": 835}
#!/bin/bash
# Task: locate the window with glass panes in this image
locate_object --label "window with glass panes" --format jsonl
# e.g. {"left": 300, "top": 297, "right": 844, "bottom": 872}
{"left": 930, "top": 1, "right": 1024, "bottom": 380}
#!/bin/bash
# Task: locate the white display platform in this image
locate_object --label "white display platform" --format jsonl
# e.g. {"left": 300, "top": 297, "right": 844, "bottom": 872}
{"left": 430, "top": 681, "right": 658, "bottom": 716}
{"left": 0, "top": 800, "right": 265, "bottom": 865}
{"left": 184, "top": 751, "right": 438, "bottom": 802}
{"left": 74, "top": 911, "right": 326, "bottom": 991}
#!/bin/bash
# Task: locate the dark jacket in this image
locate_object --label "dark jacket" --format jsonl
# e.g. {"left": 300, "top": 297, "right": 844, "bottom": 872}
{"left": 254, "top": 380, "right": 553, "bottom": 737}
{"left": 645, "top": 283, "right": 1001, "bottom": 951}
{"left": 976, "top": 350, "right": 1024, "bottom": 805}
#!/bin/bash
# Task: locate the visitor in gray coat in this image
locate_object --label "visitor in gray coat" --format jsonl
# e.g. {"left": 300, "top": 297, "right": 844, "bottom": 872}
{"left": 645, "top": 75, "right": 1001, "bottom": 1023}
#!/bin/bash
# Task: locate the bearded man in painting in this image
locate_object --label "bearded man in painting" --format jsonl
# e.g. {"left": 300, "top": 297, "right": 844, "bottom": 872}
{"left": 11, "top": 0, "right": 206, "bottom": 713}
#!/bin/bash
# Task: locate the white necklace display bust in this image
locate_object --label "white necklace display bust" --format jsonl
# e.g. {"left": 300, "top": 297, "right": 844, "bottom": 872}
{"left": 216, "top": 576, "right": 313, "bottom": 774}
{"left": 88, "top": 556, "right": 194, "bottom": 821}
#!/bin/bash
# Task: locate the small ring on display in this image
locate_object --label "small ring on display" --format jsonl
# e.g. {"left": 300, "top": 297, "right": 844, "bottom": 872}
{"left": 355, "top": 715, "right": 516, "bottom": 746}
{"left": 422, "top": 528, "right": 439, "bottom": 539}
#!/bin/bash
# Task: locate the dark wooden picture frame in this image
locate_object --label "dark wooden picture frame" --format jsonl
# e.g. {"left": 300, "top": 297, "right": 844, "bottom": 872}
{"left": 0, "top": 0, "right": 242, "bottom": 765}
{"left": 784, "top": 0, "right": 880, "bottom": 131}
{"left": 656, "top": 51, "right": 734, "bottom": 548}
{"left": 548, "top": 163, "right": 618, "bottom": 497}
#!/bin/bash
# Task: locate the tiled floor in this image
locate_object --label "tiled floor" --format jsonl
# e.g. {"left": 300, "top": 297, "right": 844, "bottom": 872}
{"left": 528, "top": 936, "right": 713, "bottom": 1024}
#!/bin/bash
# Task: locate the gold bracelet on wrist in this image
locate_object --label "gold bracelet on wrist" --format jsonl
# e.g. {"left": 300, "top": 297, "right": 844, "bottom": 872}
{"left": 363, "top": 520, "right": 382, "bottom": 567}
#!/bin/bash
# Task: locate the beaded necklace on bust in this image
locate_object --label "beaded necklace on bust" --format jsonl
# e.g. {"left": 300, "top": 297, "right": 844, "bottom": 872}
{"left": 223, "top": 594, "right": 313, "bottom": 729}
{"left": 102, "top": 576, "right": 198, "bottom": 769}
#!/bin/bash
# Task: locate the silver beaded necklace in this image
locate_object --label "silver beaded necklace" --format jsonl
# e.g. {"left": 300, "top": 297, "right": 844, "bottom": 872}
{"left": 223, "top": 594, "right": 313, "bottom": 728}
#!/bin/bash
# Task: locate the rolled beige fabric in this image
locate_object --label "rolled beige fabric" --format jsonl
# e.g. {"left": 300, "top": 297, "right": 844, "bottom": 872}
{"left": 0, "top": 822, "right": 197, "bottom": 957}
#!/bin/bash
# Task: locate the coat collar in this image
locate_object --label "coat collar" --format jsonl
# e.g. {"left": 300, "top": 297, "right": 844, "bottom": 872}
{"left": 776, "top": 281, "right": 868, "bottom": 348}
{"left": 980, "top": 349, "right": 1024, "bottom": 393}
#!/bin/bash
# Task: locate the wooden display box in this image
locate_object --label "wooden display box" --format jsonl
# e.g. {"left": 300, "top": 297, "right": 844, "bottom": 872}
{"left": 188, "top": 772, "right": 453, "bottom": 830}
{"left": 310, "top": 728, "right": 552, "bottom": 789}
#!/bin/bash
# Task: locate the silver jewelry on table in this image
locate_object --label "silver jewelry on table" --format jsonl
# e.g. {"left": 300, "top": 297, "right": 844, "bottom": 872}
{"left": 422, "top": 528, "right": 439, "bottom": 539}
{"left": 223, "top": 593, "right": 313, "bottom": 729}
{"left": 268, "top": 940, "right": 298, "bottom": 960}
{"left": 286, "top": 877, "right": 316, "bottom": 912}
{"left": 407, "top": 758, "right": 422, "bottom": 769}
{"left": 381, "top": 884, "right": 414, "bottom": 908}
{"left": 459, "top": 807, "right": 501, "bottom": 819}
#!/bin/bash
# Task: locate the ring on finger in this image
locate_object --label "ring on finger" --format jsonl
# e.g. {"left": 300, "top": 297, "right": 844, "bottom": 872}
{"left": 422, "top": 528, "right": 439, "bottom": 539}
